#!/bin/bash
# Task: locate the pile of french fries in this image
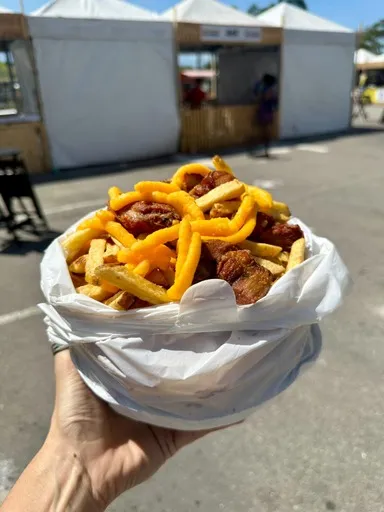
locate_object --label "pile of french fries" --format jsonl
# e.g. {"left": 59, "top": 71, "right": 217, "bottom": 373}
{"left": 61, "top": 156, "right": 306, "bottom": 310}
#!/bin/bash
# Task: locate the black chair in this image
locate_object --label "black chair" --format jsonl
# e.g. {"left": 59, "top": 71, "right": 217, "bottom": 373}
{"left": 0, "top": 148, "right": 48, "bottom": 241}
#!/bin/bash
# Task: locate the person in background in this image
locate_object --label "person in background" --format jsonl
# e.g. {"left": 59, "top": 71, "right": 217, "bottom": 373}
{"left": 254, "top": 74, "right": 278, "bottom": 158}
{"left": 355, "top": 70, "right": 368, "bottom": 121}
{"left": 185, "top": 78, "right": 206, "bottom": 109}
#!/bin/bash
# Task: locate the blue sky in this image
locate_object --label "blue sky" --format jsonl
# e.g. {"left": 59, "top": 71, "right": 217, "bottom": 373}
{"left": 2, "top": 0, "right": 383, "bottom": 29}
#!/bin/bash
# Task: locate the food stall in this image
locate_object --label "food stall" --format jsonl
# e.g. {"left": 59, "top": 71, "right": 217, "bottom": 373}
{"left": 176, "top": 22, "right": 282, "bottom": 153}
{"left": 355, "top": 52, "right": 384, "bottom": 105}
{"left": 0, "top": 13, "right": 50, "bottom": 173}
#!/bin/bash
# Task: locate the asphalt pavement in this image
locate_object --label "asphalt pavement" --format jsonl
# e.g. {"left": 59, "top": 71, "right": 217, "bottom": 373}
{"left": 1, "top": 123, "right": 384, "bottom": 511}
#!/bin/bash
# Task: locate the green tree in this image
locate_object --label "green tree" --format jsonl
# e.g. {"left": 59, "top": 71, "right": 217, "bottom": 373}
{"left": 247, "top": 0, "right": 308, "bottom": 16}
{"left": 280, "top": 0, "right": 308, "bottom": 9}
{"left": 359, "top": 19, "right": 384, "bottom": 55}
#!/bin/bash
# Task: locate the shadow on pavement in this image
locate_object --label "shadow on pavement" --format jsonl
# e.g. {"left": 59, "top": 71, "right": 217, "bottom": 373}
{"left": 0, "top": 229, "right": 61, "bottom": 255}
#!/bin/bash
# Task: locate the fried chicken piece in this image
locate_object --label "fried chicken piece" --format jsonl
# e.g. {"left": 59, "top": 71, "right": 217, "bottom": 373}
{"left": 259, "top": 223, "right": 304, "bottom": 251}
{"left": 217, "top": 250, "right": 273, "bottom": 305}
{"left": 249, "top": 212, "right": 276, "bottom": 241}
{"left": 193, "top": 243, "right": 217, "bottom": 284}
{"left": 190, "top": 171, "right": 234, "bottom": 198}
{"left": 147, "top": 269, "right": 169, "bottom": 288}
{"left": 184, "top": 173, "right": 204, "bottom": 192}
{"left": 116, "top": 201, "right": 181, "bottom": 237}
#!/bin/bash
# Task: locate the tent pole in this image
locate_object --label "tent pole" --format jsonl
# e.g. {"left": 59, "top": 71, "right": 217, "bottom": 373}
{"left": 19, "top": 0, "right": 25, "bottom": 14}
{"left": 277, "top": 23, "right": 285, "bottom": 141}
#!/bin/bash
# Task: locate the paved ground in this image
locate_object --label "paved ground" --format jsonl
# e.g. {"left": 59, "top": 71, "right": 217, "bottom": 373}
{"left": 1, "top": 122, "right": 384, "bottom": 511}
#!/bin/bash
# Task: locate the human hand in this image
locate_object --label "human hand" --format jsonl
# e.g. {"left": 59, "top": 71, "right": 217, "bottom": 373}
{"left": 47, "top": 350, "right": 223, "bottom": 510}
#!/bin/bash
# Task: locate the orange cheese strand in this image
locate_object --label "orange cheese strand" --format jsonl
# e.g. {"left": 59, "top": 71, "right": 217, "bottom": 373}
{"left": 96, "top": 210, "right": 115, "bottom": 223}
{"left": 109, "top": 191, "right": 143, "bottom": 211}
{"left": 175, "top": 218, "right": 192, "bottom": 279}
{"left": 191, "top": 218, "right": 233, "bottom": 237}
{"left": 212, "top": 155, "right": 234, "bottom": 175}
{"left": 105, "top": 221, "right": 136, "bottom": 248}
{"left": 245, "top": 185, "right": 273, "bottom": 212}
{"left": 108, "top": 186, "right": 122, "bottom": 200}
{"left": 230, "top": 195, "right": 255, "bottom": 232}
{"left": 202, "top": 205, "right": 257, "bottom": 244}
{"left": 133, "top": 260, "right": 151, "bottom": 277}
{"left": 167, "top": 233, "right": 201, "bottom": 302}
{"left": 135, "top": 181, "right": 180, "bottom": 195}
{"left": 130, "top": 224, "right": 180, "bottom": 254}
{"left": 118, "top": 244, "right": 175, "bottom": 271}
{"left": 77, "top": 216, "right": 104, "bottom": 231}
{"left": 171, "top": 164, "right": 211, "bottom": 188}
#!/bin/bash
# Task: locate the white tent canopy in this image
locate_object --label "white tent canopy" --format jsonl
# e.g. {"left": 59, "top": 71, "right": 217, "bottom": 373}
{"left": 161, "top": 0, "right": 265, "bottom": 26}
{"left": 253, "top": 2, "right": 355, "bottom": 139}
{"left": 254, "top": 2, "right": 351, "bottom": 32}
{"left": 32, "top": 0, "right": 158, "bottom": 20}
{"left": 28, "top": 16, "right": 179, "bottom": 169}
{"left": 354, "top": 49, "right": 377, "bottom": 64}
{"left": 0, "top": 4, "right": 12, "bottom": 12}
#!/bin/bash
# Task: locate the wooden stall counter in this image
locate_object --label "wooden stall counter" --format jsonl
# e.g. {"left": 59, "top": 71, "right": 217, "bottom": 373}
{"left": 0, "top": 117, "right": 50, "bottom": 174}
{"left": 180, "top": 104, "right": 279, "bottom": 153}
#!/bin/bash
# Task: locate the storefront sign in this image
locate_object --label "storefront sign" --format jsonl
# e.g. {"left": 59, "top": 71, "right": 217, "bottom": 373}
{"left": 201, "top": 25, "right": 262, "bottom": 43}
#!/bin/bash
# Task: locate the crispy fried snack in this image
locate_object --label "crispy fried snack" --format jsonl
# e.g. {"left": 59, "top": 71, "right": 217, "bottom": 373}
{"left": 196, "top": 180, "right": 245, "bottom": 212}
{"left": 63, "top": 154, "right": 306, "bottom": 309}
{"left": 286, "top": 238, "right": 306, "bottom": 271}
{"left": 95, "top": 265, "right": 170, "bottom": 305}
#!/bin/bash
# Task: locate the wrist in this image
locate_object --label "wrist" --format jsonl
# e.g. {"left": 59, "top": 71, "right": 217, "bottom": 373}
{"left": 38, "top": 438, "right": 105, "bottom": 512}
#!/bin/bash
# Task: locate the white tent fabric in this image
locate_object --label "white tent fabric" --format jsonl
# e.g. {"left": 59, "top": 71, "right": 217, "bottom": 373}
{"left": 253, "top": 3, "right": 355, "bottom": 138}
{"left": 254, "top": 2, "right": 351, "bottom": 32}
{"left": 354, "top": 49, "right": 377, "bottom": 64}
{"left": 161, "top": 0, "right": 265, "bottom": 26}
{"left": 32, "top": 0, "right": 158, "bottom": 20}
{"left": 371, "top": 53, "right": 384, "bottom": 64}
{"left": 0, "top": 5, "right": 12, "bottom": 12}
{"left": 28, "top": 17, "right": 179, "bottom": 169}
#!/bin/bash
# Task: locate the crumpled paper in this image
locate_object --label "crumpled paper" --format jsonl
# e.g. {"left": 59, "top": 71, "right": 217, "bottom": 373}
{"left": 40, "top": 215, "right": 350, "bottom": 430}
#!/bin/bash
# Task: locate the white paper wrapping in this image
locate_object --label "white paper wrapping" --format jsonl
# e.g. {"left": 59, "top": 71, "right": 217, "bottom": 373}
{"left": 40, "top": 215, "right": 350, "bottom": 430}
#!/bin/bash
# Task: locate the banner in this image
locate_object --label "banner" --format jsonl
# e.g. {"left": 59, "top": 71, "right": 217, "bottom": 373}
{"left": 201, "top": 25, "right": 262, "bottom": 44}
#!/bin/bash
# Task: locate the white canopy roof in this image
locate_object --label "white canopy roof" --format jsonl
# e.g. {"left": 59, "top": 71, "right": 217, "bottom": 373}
{"left": 0, "top": 4, "right": 13, "bottom": 12}
{"left": 354, "top": 49, "right": 377, "bottom": 64}
{"left": 254, "top": 2, "right": 352, "bottom": 33}
{"left": 32, "top": 0, "right": 158, "bottom": 20}
{"left": 161, "top": 0, "right": 266, "bottom": 26}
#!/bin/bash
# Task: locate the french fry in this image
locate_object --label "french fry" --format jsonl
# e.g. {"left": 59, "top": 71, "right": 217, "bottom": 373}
{"left": 196, "top": 180, "right": 245, "bottom": 212}
{"left": 95, "top": 265, "right": 170, "bottom": 305}
{"left": 286, "top": 238, "right": 306, "bottom": 272}
{"left": 105, "top": 221, "right": 136, "bottom": 248}
{"left": 85, "top": 239, "right": 107, "bottom": 285}
{"left": 110, "top": 236, "right": 124, "bottom": 249}
{"left": 212, "top": 155, "right": 234, "bottom": 175}
{"left": 108, "top": 186, "right": 122, "bottom": 200}
{"left": 272, "top": 201, "right": 291, "bottom": 217}
{"left": 71, "top": 273, "right": 86, "bottom": 288}
{"left": 104, "top": 290, "right": 135, "bottom": 311}
{"left": 109, "top": 191, "right": 143, "bottom": 211}
{"left": 62, "top": 228, "right": 103, "bottom": 263}
{"left": 96, "top": 210, "right": 115, "bottom": 223}
{"left": 277, "top": 251, "right": 290, "bottom": 264}
{"left": 100, "top": 280, "right": 120, "bottom": 294}
{"left": 129, "top": 224, "right": 180, "bottom": 254}
{"left": 168, "top": 233, "right": 201, "bottom": 301}
{"left": 103, "top": 243, "right": 119, "bottom": 263}
{"left": 210, "top": 201, "right": 241, "bottom": 218}
{"left": 76, "top": 284, "right": 113, "bottom": 302}
{"left": 69, "top": 254, "right": 88, "bottom": 274}
{"left": 133, "top": 260, "right": 151, "bottom": 277}
{"left": 230, "top": 195, "right": 256, "bottom": 231}
{"left": 245, "top": 185, "right": 273, "bottom": 211}
{"left": 254, "top": 257, "right": 285, "bottom": 276}
{"left": 176, "top": 218, "right": 192, "bottom": 278}
{"left": 171, "top": 163, "right": 211, "bottom": 188}
{"left": 240, "top": 240, "right": 282, "bottom": 258}
{"left": 135, "top": 181, "right": 180, "bottom": 195}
